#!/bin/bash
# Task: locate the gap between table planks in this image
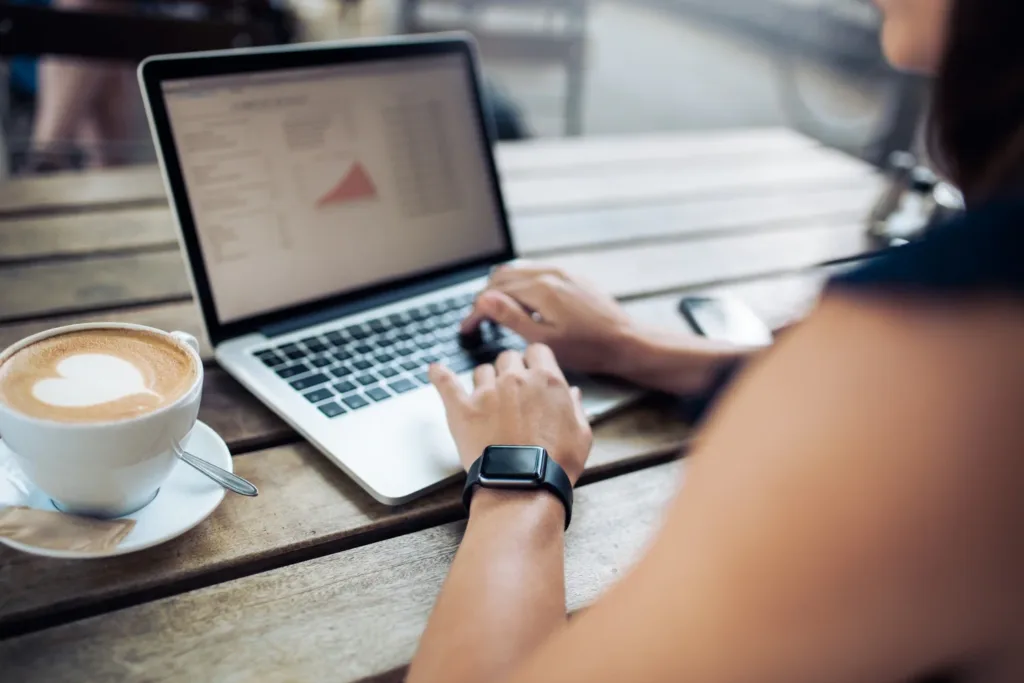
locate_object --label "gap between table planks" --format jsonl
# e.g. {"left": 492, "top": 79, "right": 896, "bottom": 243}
{"left": 0, "top": 268, "right": 829, "bottom": 638}
{"left": 0, "top": 460, "right": 684, "bottom": 683}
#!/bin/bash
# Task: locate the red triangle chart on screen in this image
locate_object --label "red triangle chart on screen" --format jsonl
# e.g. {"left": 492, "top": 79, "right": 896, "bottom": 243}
{"left": 316, "top": 162, "right": 378, "bottom": 208}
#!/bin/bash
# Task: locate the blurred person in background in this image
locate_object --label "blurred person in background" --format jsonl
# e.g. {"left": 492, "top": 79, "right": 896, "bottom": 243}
{"left": 407, "top": 1, "right": 1024, "bottom": 682}
{"left": 16, "top": 0, "right": 138, "bottom": 171}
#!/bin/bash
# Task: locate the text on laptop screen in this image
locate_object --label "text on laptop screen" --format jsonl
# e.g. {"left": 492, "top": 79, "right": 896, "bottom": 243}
{"left": 161, "top": 54, "right": 506, "bottom": 324}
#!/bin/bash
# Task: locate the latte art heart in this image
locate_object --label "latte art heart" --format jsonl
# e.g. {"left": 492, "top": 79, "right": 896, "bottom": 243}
{"left": 32, "top": 354, "right": 156, "bottom": 408}
{"left": 0, "top": 328, "right": 197, "bottom": 423}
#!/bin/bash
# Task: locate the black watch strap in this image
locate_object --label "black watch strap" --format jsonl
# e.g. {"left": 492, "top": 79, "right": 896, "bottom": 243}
{"left": 463, "top": 448, "right": 574, "bottom": 529}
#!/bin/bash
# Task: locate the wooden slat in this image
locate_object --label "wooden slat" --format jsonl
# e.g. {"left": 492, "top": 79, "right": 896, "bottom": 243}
{"left": 548, "top": 221, "right": 871, "bottom": 301}
{"left": 0, "top": 166, "right": 166, "bottom": 216}
{"left": 495, "top": 127, "right": 822, "bottom": 175}
{"left": 514, "top": 183, "right": 879, "bottom": 254}
{"left": 0, "top": 404, "right": 688, "bottom": 636}
{"left": 0, "top": 207, "right": 176, "bottom": 263}
{"left": 504, "top": 153, "right": 875, "bottom": 213}
{"left": 0, "top": 461, "right": 683, "bottom": 681}
{"left": 0, "top": 250, "right": 190, "bottom": 323}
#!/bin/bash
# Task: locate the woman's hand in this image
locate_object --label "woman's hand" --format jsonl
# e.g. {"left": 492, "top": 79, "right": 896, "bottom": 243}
{"left": 430, "top": 344, "right": 593, "bottom": 484}
{"left": 461, "top": 263, "right": 636, "bottom": 377}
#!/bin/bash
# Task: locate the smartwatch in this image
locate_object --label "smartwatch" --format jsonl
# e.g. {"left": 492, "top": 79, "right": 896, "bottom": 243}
{"left": 463, "top": 446, "right": 574, "bottom": 529}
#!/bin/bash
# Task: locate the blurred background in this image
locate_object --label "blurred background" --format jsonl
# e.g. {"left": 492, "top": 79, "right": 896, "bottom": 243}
{"left": 0, "top": 0, "right": 928, "bottom": 178}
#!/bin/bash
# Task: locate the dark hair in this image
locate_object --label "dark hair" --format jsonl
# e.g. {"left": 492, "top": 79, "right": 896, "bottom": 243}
{"left": 929, "top": 0, "right": 1024, "bottom": 202}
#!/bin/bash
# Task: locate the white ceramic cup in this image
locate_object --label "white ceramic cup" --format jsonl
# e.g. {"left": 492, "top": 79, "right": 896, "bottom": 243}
{"left": 0, "top": 323, "right": 204, "bottom": 518}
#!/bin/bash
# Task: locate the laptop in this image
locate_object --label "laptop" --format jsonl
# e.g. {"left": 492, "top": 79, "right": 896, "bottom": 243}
{"left": 139, "top": 35, "right": 641, "bottom": 505}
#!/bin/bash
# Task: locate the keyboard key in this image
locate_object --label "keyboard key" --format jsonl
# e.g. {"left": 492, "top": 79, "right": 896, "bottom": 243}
{"left": 343, "top": 394, "right": 370, "bottom": 411}
{"left": 410, "top": 307, "right": 430, "bottom": 321}
{"left": 428, "top": 302, "right": 446, "bottom": 315}
{"left": 333, "top": 380, "right": 357, "bottom": 394}
{"left": 278, "top": 343, "right": 301, "bottom": 354}
{"left": 376, "top": 335, "right": 397, "bottom": 349}
{"left": 422, "top": 352, "right": 442, "bottom": 364}
{"left": 379, "top": 366, "right": 399, "bottom": 379}
{"left": 389, "top": 378, "right": 417, "bottom": 394}
{"left": 447, "top": 356, "right": 477, "bottom": 373}
{"left": 255, "top": 348, "right": 276, "bottom": 358}
{"left": 333, "top": 350, "right": 352, "bottom": 363}
{"left": 318, "top": 401, "right": 346, "bottom": 418}
{"left": 259, "top": 354, "right": 286, "bottom": 368}
{"left": 283, "top": 350, "right": 306, "bottom": 361}
{"left": 306, "top": 341, "right": 328, "bottom": 354}
{"left": 304, "top": 388, "right": 334, "bottom": 404}
{"left": 368, "top": 319, "right": 388, "bottom": 334}
{"left": 396, "top": 346, "right": 415, "bottom": 357}
{"left": 414, "top": 371, "right": 431, "bottom": 385}
{"left": 396, "top": 332, "right": 414, "bottom": 342}
{"left": 325, "top": 331, "right": 347, "bottom": 345}
{"left": 347, "top": 326, "right": 370, "bottom": 340}
{"left": 291, "top": 373, "right": 330, "bottom": 391}
{"left": 416, "top": 338, "right": 435, "bottom": 350}
{"left": 374, "top": 352, "right": 395, "bottom": 364}
{"left": 401, "top": 360, "right": 420, "bottom": 372}
{"left": 356, "top": 374, "right": 378, "bottom": 387}
{"left": 366, "top": 387, "right": 390, "bottom": 402}
{"left": 330, "top": 365, "right": 353, "bottom": 379}
{"left": 354, "top": 343, "right": 373, "bottom": 355}
{"left": 454, "top": 293, "right": 475, "bottom": 307}
{"left": 277, "top": 364, "right": 310, "bottom": 379}
{"left": 352, "top": 359, "right": 373, "bottom": 371}
{"left": 387, "top": 313, "right": 406, "bottom": 326}
{"left": 309, "top": 355, "right": 333, "bottom": 368}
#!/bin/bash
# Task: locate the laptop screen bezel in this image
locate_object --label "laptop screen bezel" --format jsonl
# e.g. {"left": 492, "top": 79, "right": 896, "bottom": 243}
{"left": 140, "top": 35, "right": 515, "bottom": 347}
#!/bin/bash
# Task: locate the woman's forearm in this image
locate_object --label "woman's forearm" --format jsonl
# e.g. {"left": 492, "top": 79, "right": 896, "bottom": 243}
{"left": 407, "top": 489, "right": 568, "bottom": 683}
{"left": 615, "top": 325, "right": 755, "bottom": 395}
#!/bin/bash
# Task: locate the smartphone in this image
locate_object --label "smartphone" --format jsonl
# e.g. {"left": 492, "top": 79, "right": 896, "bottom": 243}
{"left": 678, "top": 296, "right": 773, "bottom": 347}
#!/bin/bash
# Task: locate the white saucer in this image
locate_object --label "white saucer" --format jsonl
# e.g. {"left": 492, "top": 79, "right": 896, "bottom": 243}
{"left": 0, "top": 421, "right": 230, "bottom": 559}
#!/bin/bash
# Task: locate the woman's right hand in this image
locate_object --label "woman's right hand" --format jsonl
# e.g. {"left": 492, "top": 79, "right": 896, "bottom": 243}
{"left": 461, "top": 263, "right": 638, "bottom": 377}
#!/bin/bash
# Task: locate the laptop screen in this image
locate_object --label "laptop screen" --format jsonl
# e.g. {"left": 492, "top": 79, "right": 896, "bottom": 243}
{"left": 160, "top": 53, "right": 507, "bottom": 325}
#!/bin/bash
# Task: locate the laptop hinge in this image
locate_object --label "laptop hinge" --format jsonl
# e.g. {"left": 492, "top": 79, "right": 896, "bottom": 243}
{"left": 260, "top": 264, "right": 492, "bottom": 339}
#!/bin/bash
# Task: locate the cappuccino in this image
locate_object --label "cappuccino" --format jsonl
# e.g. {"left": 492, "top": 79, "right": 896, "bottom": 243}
{"left": 0, "top": 328, "right": 197, "bottom": 423}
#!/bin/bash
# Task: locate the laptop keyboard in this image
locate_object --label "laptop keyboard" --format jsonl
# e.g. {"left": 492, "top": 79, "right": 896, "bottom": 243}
{"left": 251, "top": 293, "right": 524, "bottom": 419}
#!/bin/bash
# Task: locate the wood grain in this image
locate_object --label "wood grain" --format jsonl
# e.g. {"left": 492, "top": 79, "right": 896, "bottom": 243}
{"left": 0, "top": 461, "right": 684, "bottom": 682}
{"left": 0, "top": 402, "right": 689, "bottom": 635}
{"left": 0, "top": 165, "right": 166, "bottom": 216}
{"left": 0, "top": 207, "right": 176, "bottom": 263}
{"left": 0, "top": 250, "right": 190, "bottom": 323}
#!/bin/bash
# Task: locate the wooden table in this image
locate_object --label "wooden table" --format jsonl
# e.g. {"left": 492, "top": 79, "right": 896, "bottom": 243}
{"left": 0, "top": 128, "right": 881, "bottom": 682}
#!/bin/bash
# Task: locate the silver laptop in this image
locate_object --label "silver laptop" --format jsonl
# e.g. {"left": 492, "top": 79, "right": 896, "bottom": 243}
{"left": 139, "top": 35, "right": 641, "bottom": 505}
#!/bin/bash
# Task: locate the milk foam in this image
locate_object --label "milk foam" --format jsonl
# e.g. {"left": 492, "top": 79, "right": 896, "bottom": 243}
{"left": 31, "top": 354, "right": 157, "bottom": 408}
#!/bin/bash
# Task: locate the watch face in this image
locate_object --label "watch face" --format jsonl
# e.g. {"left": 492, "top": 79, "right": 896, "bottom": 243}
{"left": 480, "top": 446, "right": 545, "bottom": 481}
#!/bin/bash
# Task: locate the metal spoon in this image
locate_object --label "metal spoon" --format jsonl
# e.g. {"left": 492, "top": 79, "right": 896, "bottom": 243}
{"left": 172, "top": 442, "right": 258, "bottom": 497}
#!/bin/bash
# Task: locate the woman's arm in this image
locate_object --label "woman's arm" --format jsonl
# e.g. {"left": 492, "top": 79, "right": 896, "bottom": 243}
{"left": 407, "top": 345, "right": 592, "bottom": 683}
{"left": 412, "top": 292, "right": 1024, "bottom": 683}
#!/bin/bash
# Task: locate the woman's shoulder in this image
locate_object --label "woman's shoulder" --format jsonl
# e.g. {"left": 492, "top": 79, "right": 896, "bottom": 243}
{"left": 830, "top": 195, "right": 1024, "bottom": 295}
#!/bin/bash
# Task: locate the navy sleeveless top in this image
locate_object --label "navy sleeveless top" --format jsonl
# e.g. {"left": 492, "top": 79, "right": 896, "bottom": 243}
{"left": 695, "top": 196, "right": 1024, "bottom": 683}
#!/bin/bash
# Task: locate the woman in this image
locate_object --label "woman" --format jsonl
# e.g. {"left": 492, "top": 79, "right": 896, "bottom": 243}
{"left": 410, "top": 0, "right": 1024, "bottom": 681}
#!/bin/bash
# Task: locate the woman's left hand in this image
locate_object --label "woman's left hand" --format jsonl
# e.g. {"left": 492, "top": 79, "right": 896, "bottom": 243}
{"left": 429, "top": 344, "right": 593, "bottom": 484}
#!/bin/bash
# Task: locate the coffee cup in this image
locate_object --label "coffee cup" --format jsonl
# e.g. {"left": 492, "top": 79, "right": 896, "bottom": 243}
{"left": 0, "top": 323, "right": 204, "bottom": 518}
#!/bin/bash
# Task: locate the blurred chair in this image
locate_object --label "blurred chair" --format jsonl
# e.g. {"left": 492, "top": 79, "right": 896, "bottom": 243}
{"left": 398, "top": 0, "right": 588, "bottom": 136}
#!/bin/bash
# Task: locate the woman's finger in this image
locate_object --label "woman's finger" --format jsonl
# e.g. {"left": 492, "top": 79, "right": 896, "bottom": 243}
{"left": 495, "top": 349, "right": 526, "bottom": 375}
{"left": 461, "top": 290, "right": 546, "bottom": 339}
{"left": 524, "top": 343, "right": 562, "bottom": 377}
{"left": 490, "top": 263, "right": 566, "bottom": 288}
{"left": 430, "top": 364, "right": 469, "bottom": 413}
{"left": 473, "top": 363, "right": 496, "bottom": 391}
